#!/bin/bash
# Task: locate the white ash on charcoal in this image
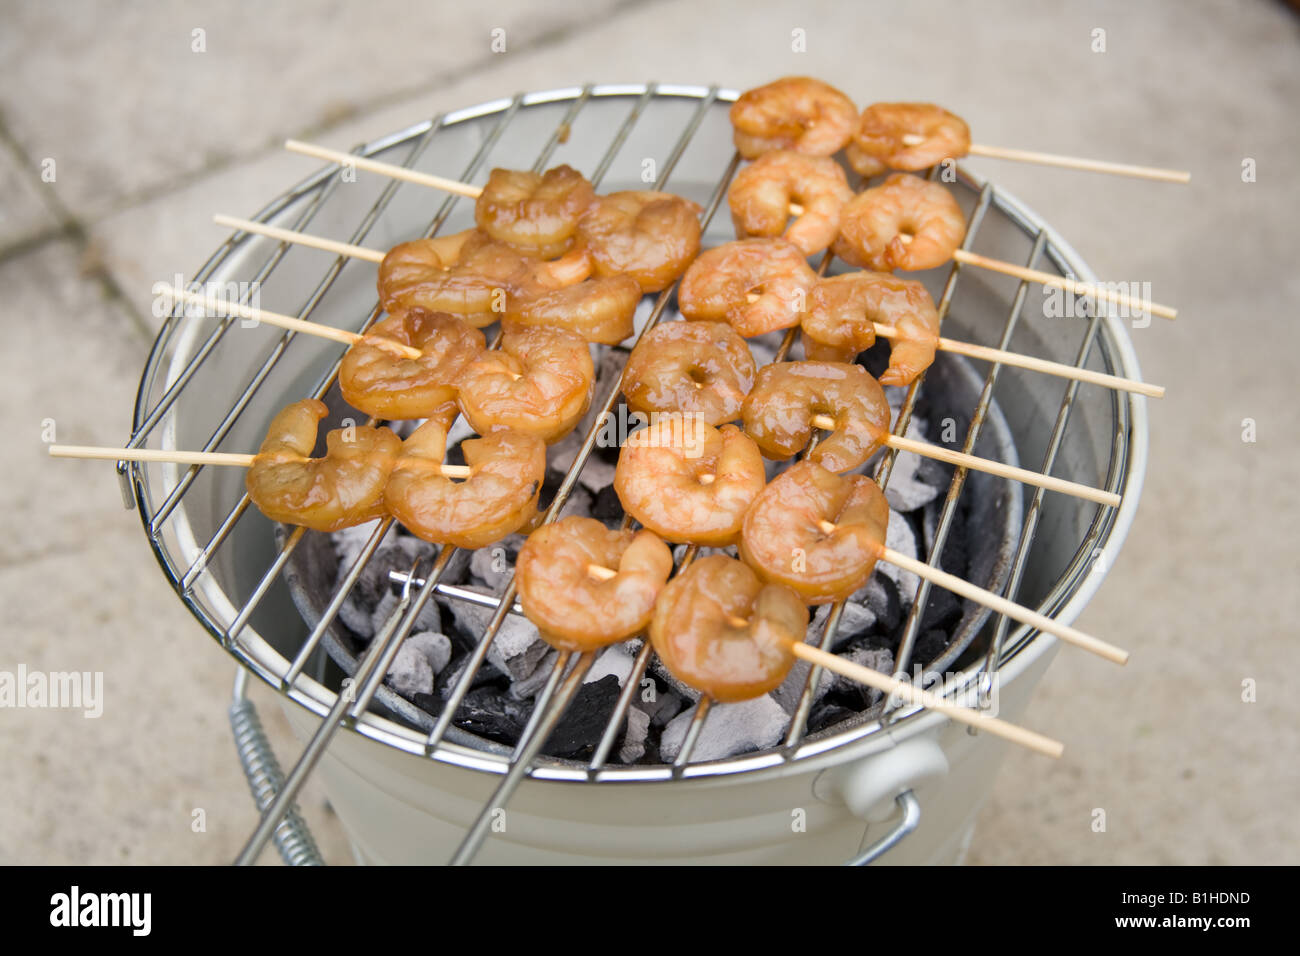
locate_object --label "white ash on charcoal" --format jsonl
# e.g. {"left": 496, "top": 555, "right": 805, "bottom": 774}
{"left": 770, "top": 652, "right": 836, "bottom": 715}
{"left": 384, "top": 630, "right": 453, "bottom": 699}
{"left": 809, "top": 600, "right": 877, "bottom": 652}
{"left": 444, "top": 588, "right": 549, "bottom": 682}
{"left": 658, "top": 695, "right": 791, "bottom": 763}
{"left": 468, "top": 533, "right": 526, "bottom": 591}
{"left": 878, "top": 508, "right": 921, "bottom": 607}
{"left": 333, "top": 536, "right": 440, "bottom": 639}
{"left": 584, "top": 644, "right": 636, "bottom": 688}
{"left": 638, "top": 683, "right": 685, "bottom": 728}
{"left": 406, "top": 631, "right": 452, "bottom": 675}
{"left": 882, "top": 418, "right": 951, "bottom": 513}
{"left": 331, "top": 518, "right": 400, "bottom": 574}
{"left": 618, "top": 706, "right": 651, "bottom": 764}
{"left": 826, "top": 645, "right": 894, "bottom": 706}
{"left": 367, "top": 585, "right": 441, "bottom": 641}
{"left": 385, "top": 642, "right": 433, "bottom": 698}
{"left": 548, "top": 427, "right": 618, "bottom": 495}
{"left": 506, "top": 649, "right": 559, "bottom": 700}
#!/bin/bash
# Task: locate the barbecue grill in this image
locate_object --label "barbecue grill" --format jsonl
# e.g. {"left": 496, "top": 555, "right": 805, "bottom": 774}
{"left": 121, "top": 84, "right": 1147, "bottom": 865}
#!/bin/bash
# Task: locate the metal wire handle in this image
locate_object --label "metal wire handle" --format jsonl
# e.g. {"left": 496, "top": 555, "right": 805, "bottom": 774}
{"left": 847, "top": 791, "right": 922, "bottom": 866}
{"left": 229, "top": 668, "right": 325, "bottom": 866}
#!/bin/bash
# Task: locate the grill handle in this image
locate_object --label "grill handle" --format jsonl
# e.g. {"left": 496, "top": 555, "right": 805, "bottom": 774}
{"left": 229, "top": 668, "right": 325, "bottom": 866}
{"left": 846, "top": 790, "right": 922, "bottom": 865}
{"left": 819, "top": 734, "right": 948, "bottom": 865}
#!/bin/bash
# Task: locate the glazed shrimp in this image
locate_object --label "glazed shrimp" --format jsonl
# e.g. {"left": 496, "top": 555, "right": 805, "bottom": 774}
{"left": 730, "top": 76, "right": 858, "bottom": 158}
{"left": 457, "top": 323, "right": 594, "bottom": 444}
{"left": 740, "top": 462, "right": 889, "bottom": 604}
{"left": 475, "top": 165, "right": 595, "bottom": 259}
{"left": 516, "top": 517, "right": 674, "bottom": 652}
{"left": 677, "top": 239, "right": 816, "bottom": 338}
{"left": 385, "top": 420, "right": 546, "bottom": 549}
{"left": 741, "top": 361, "right": 892, "bottom": 473}
{"left": 614, "top": 419, "right": 765, "bottom": 546}
{"left": 622, "top": 321, "right": 756, "bottom": 427}
{"left": 728, "top": 151, "right": 852, "bottom": 256}
{"left": 846, "top": 102, "right": 972, "bottom": 178}
{"left": 339, "top": 308, "right": 485, "bottom": 420}
{"left": 576, "top": 191, "right": 703, "bottom": 292}
{"left": 649, "top": 555, "right": 808, "bottom": 702}
{"left": 803, "top": 271, "right": 941, "bottom": 386}
{"left": 378, "top": 230, "right": 589, "bottom": 327}
{"left": 246, "top": 399, "right": 400, "bottom": 532}
{"left": 834, "top": 173, "right": 966, "bottom": 273}
{"left": 506, "top": 274, "right": 642, "bottom": 345}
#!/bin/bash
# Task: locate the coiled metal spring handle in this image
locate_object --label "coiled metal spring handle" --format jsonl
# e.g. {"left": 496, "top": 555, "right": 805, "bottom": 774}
{"left": 229, "top": 668, "right": 325, "bottom": 866}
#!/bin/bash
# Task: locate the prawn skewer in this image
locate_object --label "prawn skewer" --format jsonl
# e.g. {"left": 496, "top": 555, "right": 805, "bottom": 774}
{"left": 835, "top": 174, "right": 1177, "bottom": 319}
{"left": 157, "top": 283, "right": 422, "bottom": 358}
{"left": 739, "top": 463, "right": 1129, "bottom": 665}
{"left": 649, "top": 556, "right": 1063, "bottom": 757}
{"left": 219, "top": 215, "right": 1162, "bottom": 399}
{"left": 47, "top": 445, "right": 471, "bottom": 476}
{"left": 278, "top": 143, "right": 1179, "bottom": 320}
{"left": 743, "top": 361, "right": 1121, "bottom": 507}
{"left": 847, "top": 102, "right": 1188, "bottom": 183}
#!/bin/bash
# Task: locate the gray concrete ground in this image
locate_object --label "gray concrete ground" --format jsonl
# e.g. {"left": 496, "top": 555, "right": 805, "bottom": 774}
{"left": 1, "top": 0, "right": 1296, "bottom": 864}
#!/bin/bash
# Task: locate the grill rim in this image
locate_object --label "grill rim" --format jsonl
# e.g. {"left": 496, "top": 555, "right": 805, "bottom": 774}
{"left": 127, "top": 83, "right": 1148, "bottom": 785}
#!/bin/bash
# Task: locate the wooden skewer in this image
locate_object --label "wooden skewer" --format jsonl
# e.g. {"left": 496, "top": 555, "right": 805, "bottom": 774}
{"left": 807, "top": 414, "right": 1120, "bottom": 507}
{"left": 810, "top": 519, "right": 1128, "bottom": 665}
{"left": 881, "top": 546, "right": 1127, "bottom": 664}
{"left": 898, "top": 133, "right": 1190, "bottom": 184}
{"left": 285, "top": 139, "right": 483, "bottom": 197}
{"left": 584, "top": 562, "right": 1061, "bottom": 755}
{"left": 891, "top": 230, "right": 1174, "bottom": 320}
{"left": 157, "top": 283, "right": 423, "bottom": 359}
{"left": 742, "top": 291, "right": 1162, "bottom": 396}
{"left": 873, "top": 322, "right": 1164, "bottom": 399}
{"left": 214, "top": 214, "right": 385, "bottom": 264}
{"left": 952, "top": 249, "right": 1177, "bottom": 321}
{"left": 791, "top": 643, "right": 1063, "bottom": 756}
{"left": 48, "top": 444, "right": 472, "bottom": 478}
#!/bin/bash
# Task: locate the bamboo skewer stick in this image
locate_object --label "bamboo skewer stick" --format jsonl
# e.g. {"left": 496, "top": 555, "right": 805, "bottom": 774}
{"left": 893, "top": 232, "right": 1174, "bottom": 320}
{"left": 896, "top": 133, "right": 1190, "bottom": 184}
{"left": 805, "top": 414, "right": 1120, "bottom": 507}
{"left": 791, "top": 643, "right": 1063, "bottom": 756}
{"left": 214, "top": 214, "right": 385, "bottom": 264}
{"left": 881, "top": 546, "right": 1126, "bottom": 664}
{"left": 583, "top": 563, "right": 1062, "bottom": 756}
{"left": 951, "top": 249, "right": 1177, "bottom": 320}
{"left": 232, "top": 218, "right": 1163, "bottom": 398}
{"left": 48, "top": 445, "right": 472, "bottom": 478}
{"left": 156, "top": 284, "right": 423, "bottom": 359}
{"left": 284, "top": 139, "right": 483, "bottom": 197}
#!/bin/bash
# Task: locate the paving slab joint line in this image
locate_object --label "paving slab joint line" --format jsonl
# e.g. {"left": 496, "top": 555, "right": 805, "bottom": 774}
{"left": 0, "top": 117, "right": 154, "bottom": 344}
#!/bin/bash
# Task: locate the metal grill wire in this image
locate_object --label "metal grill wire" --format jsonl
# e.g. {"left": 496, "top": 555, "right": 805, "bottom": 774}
{"left": 123, "top": 85, "right": 1129, "bottom": 862}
